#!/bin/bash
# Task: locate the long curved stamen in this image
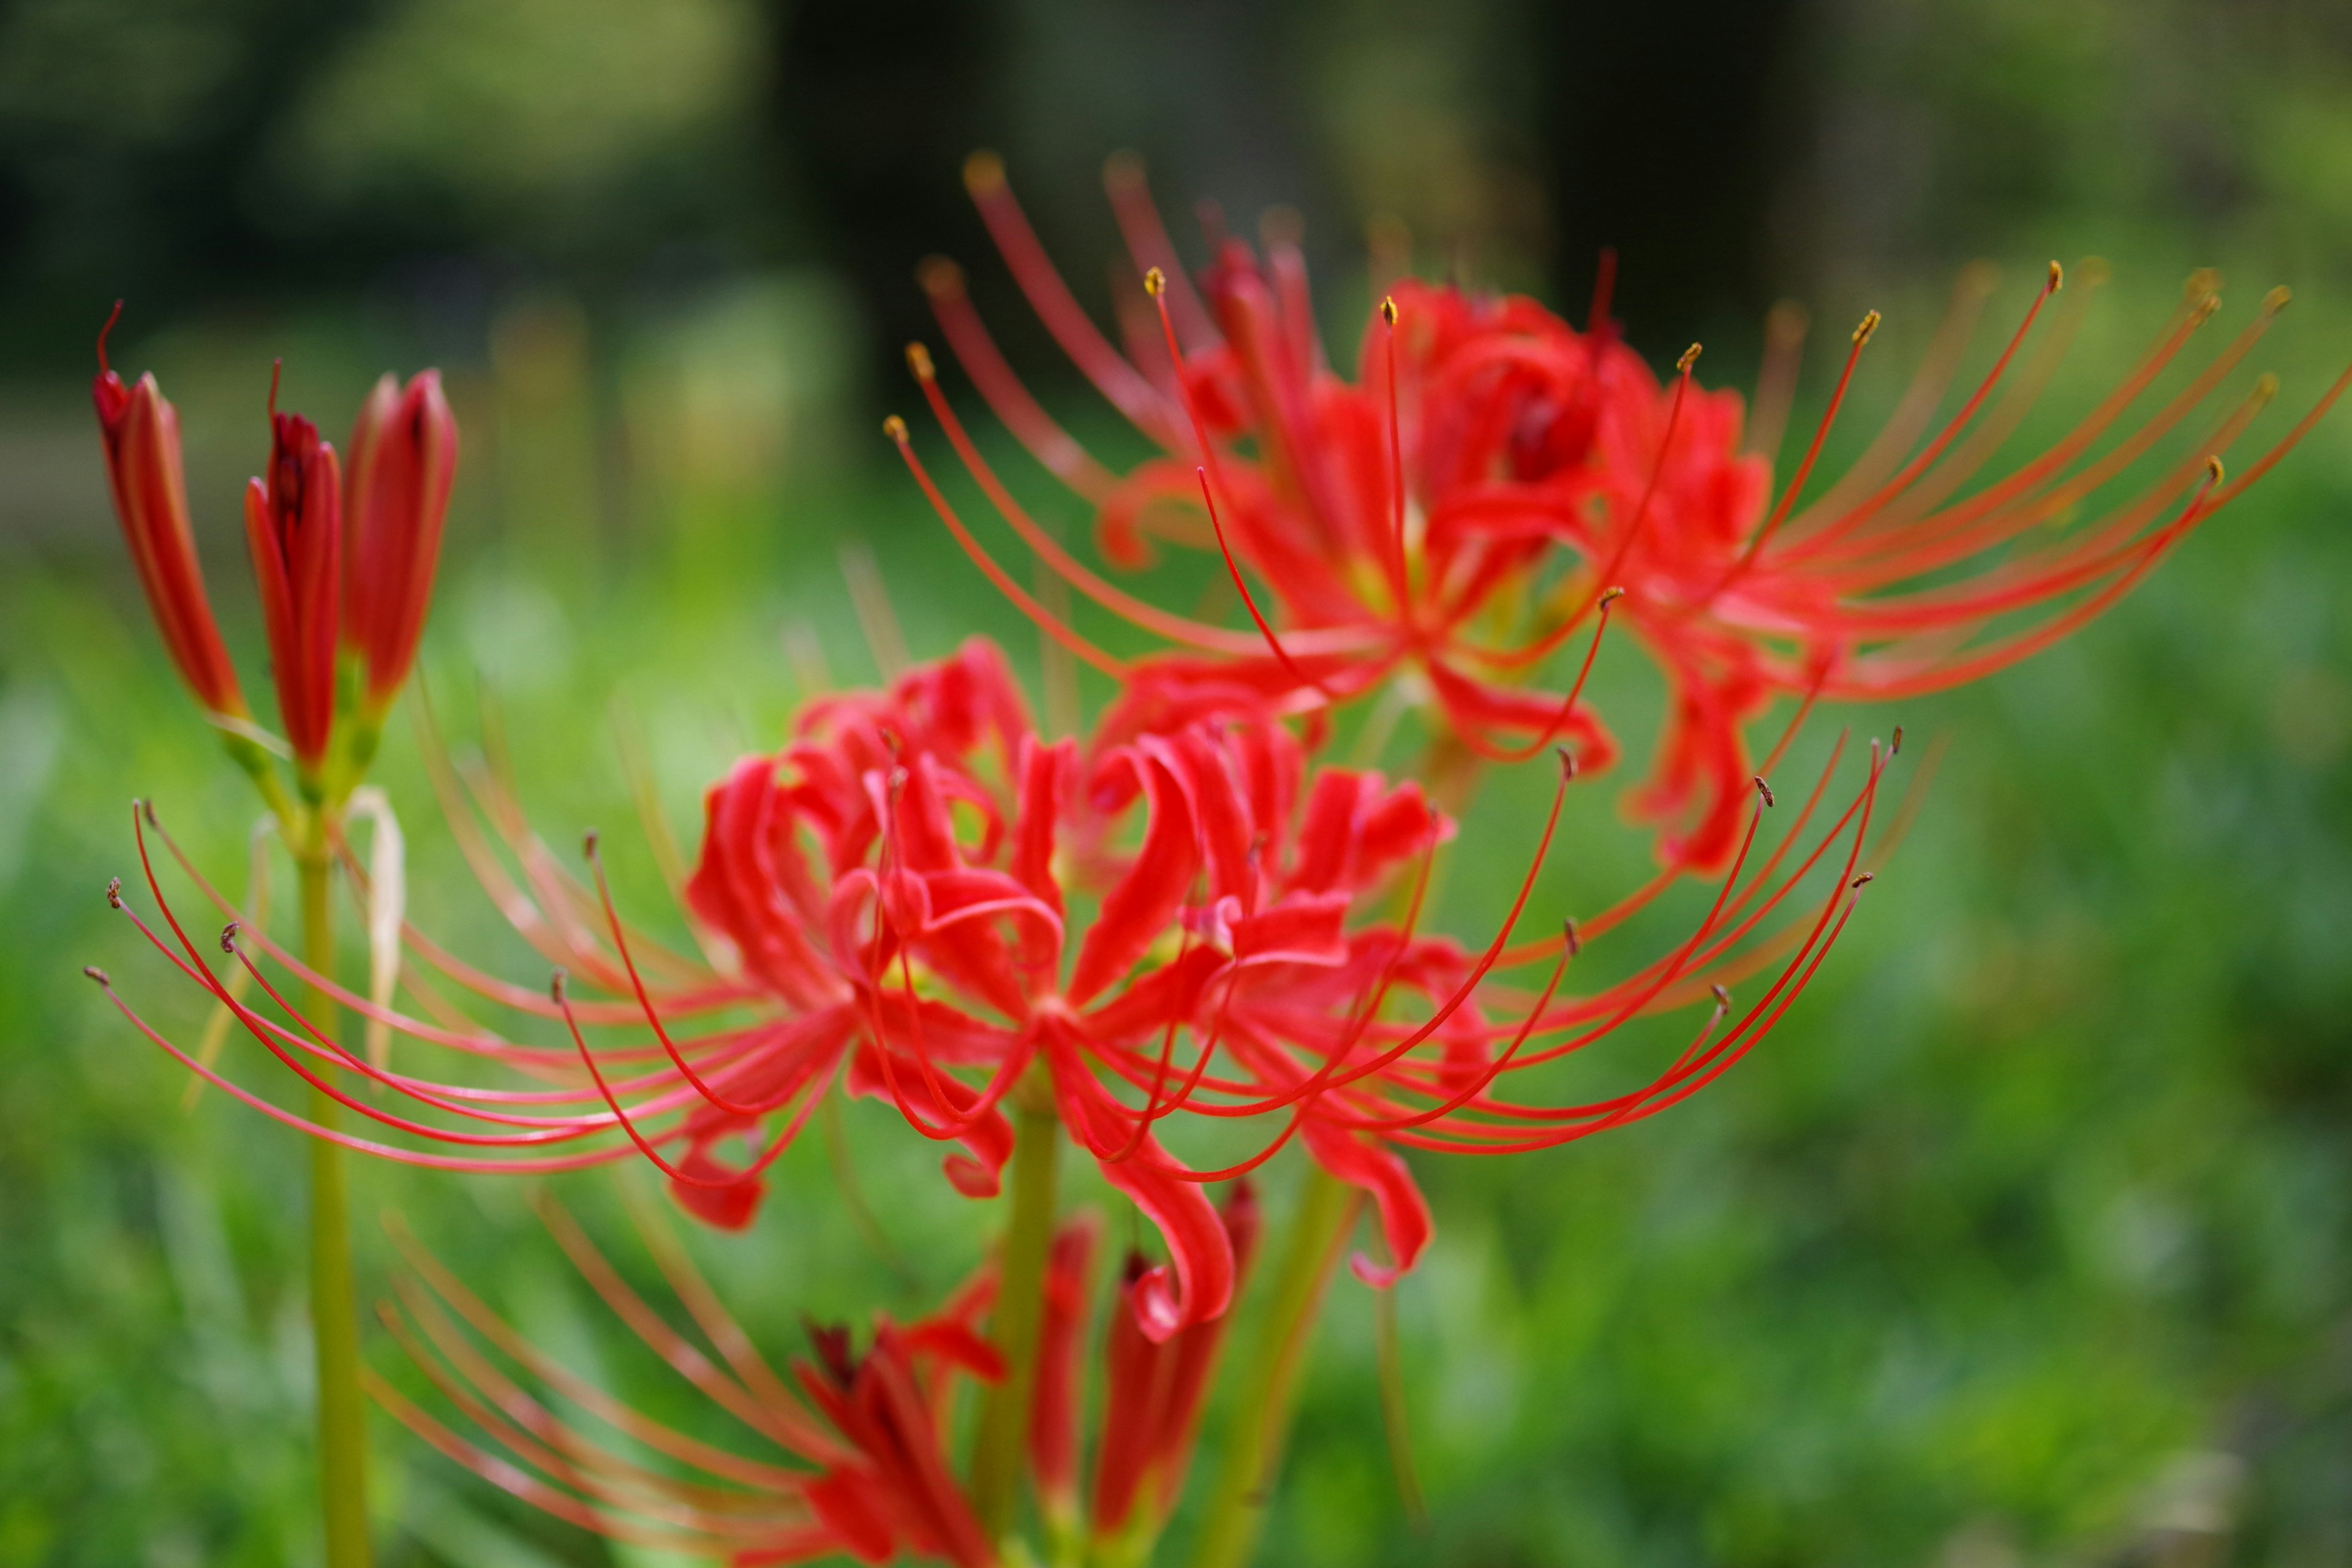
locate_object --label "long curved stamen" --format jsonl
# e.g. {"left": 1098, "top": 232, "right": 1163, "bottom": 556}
{"left": 1445, "top": 590, "right": 1619, "bottom": 763}
{"left": 963, "top": 150, "right": 1176, "bottom": 440}
{"left": 1197, "top": 465, "right": 1336, "bottom": 701}
{"left": 556, "top": 970, "right": 825, "bottom": 1191}
{"left": 1785, "top": 262, "right": 2066, "bottom": 556}
{"left": 1494, "top": 345, "right": 1700, "bottom": 673}
{"left": 1342, "top": 932, "right": 1575, "bottom": 1133}
{"left": 918, "top": 254, "right": 1120, "bottom": 501}
{"left": 1106, "top": 877, "right": 1205, "bottom": 1163}
{"left": 1202, "top": 752, "right": 1572, "bottom": 1117}
{"left": 885, "top": 415, "right": 1130, "bottom": 679}
{"left": 1728, "top": 309, "right": 1880, "bottom": 579}
{"left": 1382, "top": 295, "right": 1411, "bottom": 609}
{"left": 904, "top": 342, "right": 1310, "bottom": 656}
{"left": 585, "top": 833, "right": 770, "bottom": 1118}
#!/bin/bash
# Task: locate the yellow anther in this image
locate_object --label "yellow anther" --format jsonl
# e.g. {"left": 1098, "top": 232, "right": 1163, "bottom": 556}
{"left": 1853, "top": 309, "right": 1882, "bottom": 346}
{"left": 963, "top": 149, "right": 1006, "bottom": 192}
{"left": 2048, "top": 259, "right": 2064, "bottom": 292}
{"left": 883, "top": 415, "right": 909, "bottom": 443}
{"left": 1676, "top": 342, "right": 1702, "bottom": 373}
{"left": 2205, "top": 455, "right": 2225, "bottom": 484}
{"left": 2263, "top": 285, "right": 2292, "bottom": 315}
{"left": 917, "top": 255, "right": 964, "bottom": 296}
{"left": 905, "top": 342, "right": 935, "bottom": 380}
{"left": 1144, "top": 266, "right": 1166, "bottom": 297}
{"left": 1381, "top": 295, "right": 1398, "bottom": 328}
{"left": 2184, "top": 267, "right": 2224, "bottom": 304}
{"left": 2253, "top": 371, "right": 2279, "bottom": 405}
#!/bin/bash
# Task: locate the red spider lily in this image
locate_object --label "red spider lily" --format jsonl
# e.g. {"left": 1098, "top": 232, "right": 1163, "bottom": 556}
{"left": 1460, "top": 265, "right": 2352, "bottom": 867}
{"left": 91, "top": 639, "right": 1446, "bottom": 1338}
{"left": 244, "top": 379, "right": 344, "bottom": 777}
{"left": 911, "top": 160, "right": 2347, "bottom": 875}
{"left": 370, "top": 1194, "right": 1005, "bottom": 1566}
{"left": 89, "top": 304, "right": 247, "bottom": 721}
{"left": 1088, "top": 1183, "right": 1261, "bottom": 1547}
{"left": 344, "top": 370, "right": 459, "bottom": 719}
{"left": 93, "top": 634, "right": 1891, "bottom": 1314}
{"left": 901, "top": 154, "right": 1629, "bottom": 771}
{"left": 378, "top": 1188, "right": 1267, "bottom": 1567}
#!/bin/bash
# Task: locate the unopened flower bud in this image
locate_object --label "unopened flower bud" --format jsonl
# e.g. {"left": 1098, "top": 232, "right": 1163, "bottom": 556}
{"left": 244, "top": 393, "right": 342, "bottom": 775}
{"left": 90, "top": 306, "right": 247, "bottom": 719}
{"left": 343, "top": 370, "right": 458, "bottom": 714}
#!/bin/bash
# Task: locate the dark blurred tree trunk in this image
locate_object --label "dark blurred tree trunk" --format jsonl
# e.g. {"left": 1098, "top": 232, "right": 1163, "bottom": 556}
{"left": 1526, "top": 0, "right": 1812, "bottom": 352}
{"left": 766, "top": 0, "right": 1009, "bottom": 385}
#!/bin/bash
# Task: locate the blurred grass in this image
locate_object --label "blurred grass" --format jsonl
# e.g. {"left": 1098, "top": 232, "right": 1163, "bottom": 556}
{"left": 4, "top": 245, "right": 2351, "bottom": 1568}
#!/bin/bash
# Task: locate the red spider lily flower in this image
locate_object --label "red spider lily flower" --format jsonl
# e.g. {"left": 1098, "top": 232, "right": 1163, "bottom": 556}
{"left": 1090, "top": 1183, "right": 1261, "bottom": 1547}
{"left": 1468, "top": 265, "right": 2352, "bottom": 867}
{"left": 89, "top": 304, "right": 247, "bottom": 720}
{"left": 94, "top": 635, "right": 1892, "bottom": 1317}
{"left": 343, "top": 369, "right": 458, "bottom": 718}
{"left": 91, "top": 639, "right": 1451, "bottom": 1339}
{"left": 244, "top": 380, "right": 344, "bottom": 777}
{"left": 899, "top": 154, "right": 1630, "bottom": 771}
{"left": 371, "top": 1194, "right": 1006, "bottom": 1567}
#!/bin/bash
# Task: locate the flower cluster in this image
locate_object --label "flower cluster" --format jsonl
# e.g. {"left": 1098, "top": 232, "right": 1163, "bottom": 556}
{"left": 371, "top": 1188, "right": 1261, "bottom": 1567}
{"left": 93, "top": 306, "right": 457, "bottom": 802}
{"left": 913, "top": 156, "right": 2346, "bottom": 870}
{"left": 86, "top": 151, "right": 2339, "bottom": 1568}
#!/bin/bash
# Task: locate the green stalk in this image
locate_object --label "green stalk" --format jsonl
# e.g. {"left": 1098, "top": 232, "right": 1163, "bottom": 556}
{"left": 299, "top": 845, "right": 372, "bottom": 1567}
{"left": 970, "top": 1084, "right": 1063, "bottom": 1544}
{"left": 1188, "top": 1167, "right": 1360, "bottom": 1568}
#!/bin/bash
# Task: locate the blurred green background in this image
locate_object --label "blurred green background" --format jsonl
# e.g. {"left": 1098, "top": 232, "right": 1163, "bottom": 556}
{"left": 4, "top": 1, "right": 2351, "bottom": 1564}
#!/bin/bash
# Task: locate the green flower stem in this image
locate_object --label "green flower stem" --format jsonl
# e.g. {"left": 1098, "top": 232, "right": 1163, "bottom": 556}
{"left": 971, "top": 1081, "right": 1063, "bottom": 1544}
{"left": 1188, "top": 1166, "right": 1360, "bottom": 1568}
{"left": 299, "top": 843, "right": 372, "bottom": 1567}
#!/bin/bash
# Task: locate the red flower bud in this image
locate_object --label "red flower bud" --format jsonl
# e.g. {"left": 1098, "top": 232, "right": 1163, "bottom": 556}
{"left": 1090, "top": 1183, "right": 1261, "bottom": 1539}
{"left": 342, "top": 370, "right": 456, "bottom": 712}
{"left": 91, "top": 307, "right": 246, "bottom": 719}
{"left": 1028, "top": 1215, "right": 1102, "bottom": 1522}
{"left": 243, "top": 401, "right": 342, "bottom": 774}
